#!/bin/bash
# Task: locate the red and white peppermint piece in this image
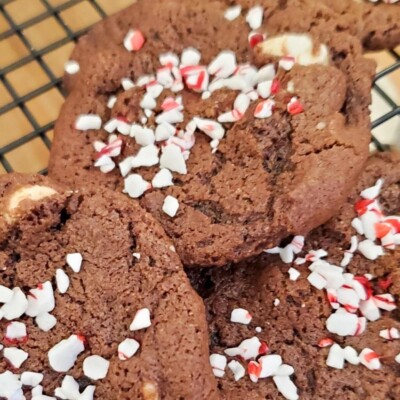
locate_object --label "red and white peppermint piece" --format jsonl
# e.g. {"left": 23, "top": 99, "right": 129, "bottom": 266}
{"left": 161, "top": 96, "right": 182, "bottom": 112}
{"left": 66, "top": 253, "right": 83, "bottom": 273}
{"left": 181, "top": 47, "right": 201, "bottom": 66}
{"left": 374, "top": 293, "right": 396, "bottom": 311}
{"left": 287, "top": 97, "right": 304, "bottom": 115}
{"left": 5, "top": 322, "right": 27, "bottom": 344}
{"left": 162, "top": 195, "right": 179, "bottom": 218}
{"left": 152, "top": 169, "right": 174, "bottom": 188}
{"left": 224, "top": 5, "right": 242, "bottom": 21}
{"left": 359, "top": 348, "right": 381, "bottom": 370}
{"left": 254, "top": 99, "right": 275, "bottom": 118}
{"left": 355, "top": 317, "right": 367, "bottom": 336}
{"left": 0, "top": 285, "right": 13, "bottom": 303}
{"left": 64, "top": 60, "right": 79, "bottom": 75}
{"left": 279, "top": 56, "right": 295, "bottom": 71}
{"left": 246, "top": 6, "right": 263, "bottom": 30}
{"left": 35, "top": 312, "right": 57, "bottom": 332}
{"left": 288, "top": 267, "right": 300, "bottom": 281}
{"left": 337, "top": 287, "right": 360, "bottom": 313}
{"left": 379, "top": 327, "right": 399, "bottom": 340}
{"left": 4, "top": 347, "right": 29, "bottom": 368}
{"left": 21, "top": 371, "right": 43, "bottom": 387}
{"left": 230, "top": 308, "right": 252, "bottom": 325}
{"left": 155, "top": 122, "right": 176, "bottom": 142}
{"left": 326, "top": 344, "right": 344, "bottom": 369}
{"left": 361, "top": 179, "right": 384, "bottom": 200}
{"left": 326, "top": 288, "right": 339, "bottom": 309}
{"left": 194, "top": 117, "right": 225, "bottom": 140}
{"left": 123, "top": 174, "right": 151, "bottom": 199}
{"left": 210, "top": 354, "right": 227, "bottom": 378}
{"left": 224, "top": 336, "right": 262, "bottom": 360}
{"left": 131, "top": 144, "right": 160, "bottom": 168}
{"left": 272, "top": 375, "right": 299, "bottom": 400}
{"left": 48, "top": 335, "right": 85, "bottom": 372}
{"left": 137, "top": 74, "right": 155, "bottom": 87}
{"left": 228, "top": 360, "right": 245, "bottom": 381}
{"left": 344, "top": 346, "right": 360, "bottom": 365}
{"left": 0, "top": 371, "right": 23, "bottom": 399}
{"left": 130, "top": 308, "right": 151, "bottom": 331}
{"left": 160, "top": 144, "right": 187, "bottom": 174}
{"left": 248, "top": 32, "right": 266, "bottom": 48}
{"left": 180, "top": 65, "right": 209, "bottom": 92}
{"left": 258, "top": 354, "right": 282, "bottom": 378}
{"left": 83, "top": 355, "right": 110, "bottom": 380}
{"left": 208, "top": 51, "right": 237, "bottom": 78}
{"left": 118, "top": 338, "right": 140, "bottom": 360}
{"left": 75, "top": 114, "right": 102, "bottom": 131}
{"left": 159, "top": 52, "right": 179, "bottom": 68}
{"left": 56, "top": 269, "right": 70, "bottom": 294}
{"left": 326, "top": 309, "right": 359, "bottom": 336}
{"left": 358, "top": 239, "right": 384, "bottom": 260}
{"left": 26, "top": 281, "right": 55, "bottom": 317}
{"left": 123, "top": 29, "right": 145, "bottom": 52}
{"left": 248, "top": 360, "right": 262, "bottom": 382}
{"left": 359, "top": 297, "right": 381, "bottom": 321}
{"left": 318, "top": 338, "right": 334, "bottom": 348}
{"left": 121, "top": 78, "right": 135, "bottom": 91}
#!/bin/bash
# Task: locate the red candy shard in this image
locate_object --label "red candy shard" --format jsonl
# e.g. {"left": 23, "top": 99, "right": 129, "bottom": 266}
{"left": 258, "top": 341, "right": 269, "bottom": 355}
{"left": 374, "top": 222, "right": 391, "bottom": 239}
{"left": 385, "top": 218, "right": 400, "bottom": 233}
{"left": 364, "top": 350, "right": 380, "bottom": 363}
{"left": 318, "top": 338, "right": 334, "bottom": 348}
{"left": 248, "top": 360, "right": 262, "bottom": 377}
{"left": 287, "top": 97, "right": 304, "bottom": 115}
{"left": 378, "top": 276, "right": 393, "bottom": 291}
{"left": 131, "top": 29, "right": 145, "bottom": 51}
{"left": 248, "top": 32, "right": 265, "bottom": 48}
{"left": 353, "top": 276, "right": 373, "bottom": 300}
{"left": 354, "top": 198, "right": 374, "bottom": 216}
{"left": 271, "top": 78, "right": 280, "bottom": 95}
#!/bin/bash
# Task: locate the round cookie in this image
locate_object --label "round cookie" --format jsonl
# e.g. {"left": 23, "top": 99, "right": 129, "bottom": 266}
{"left": 189, "top": 152, "right": 400, "bottom": 399}
{"left": 49, "top": 0, "right": 374, "bottom": 267}
{"left": 0, "top": 174, "right": 218, "bottom": 399}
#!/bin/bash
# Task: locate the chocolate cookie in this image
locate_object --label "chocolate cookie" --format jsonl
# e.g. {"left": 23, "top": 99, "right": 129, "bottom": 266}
{"left": 190, "top": 152, "right": 400, "bottom": 399}
{"left": 49, "top": 0, "right": 374, "bottom": 267}
{"left": 0, "top": 174, "right": 217, "bottom": 399}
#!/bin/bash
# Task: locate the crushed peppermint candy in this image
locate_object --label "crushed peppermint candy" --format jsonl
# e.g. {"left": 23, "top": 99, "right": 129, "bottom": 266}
{"left": 56, "top": 269, "right": 70, "bottom": 294}
{"left": 230, "top": 308, "right": 252, "bottom": 325}
{"left": 20, "top": 371, "right": 43, "bottom": 387}
{"left": 124, "top": 174, "right": 151, "bottom": 198}
{"left": 124, "top": 29, "right": 145, "bottom": 52}
{"left": 83, "top": 355, "right": 110, "bottom": 380}
{"left": 0, "top": 371, "right": 23, "bottom": 399}
{"left": 379, "top": 327, "right": 400, "bottom": 340}
{"left": 246, "top": 6, "right": 263, "bottom": 30}
{"left": 5, "top": 321, "right": 27, "bottom": 344}
{"left": 152, "top": 169, "right": 173, "bottom": 188}
{"left": 118, "top": 338, "right": 140, "bottom": 360}
{"left": 227, "top": 360, "right": 246, "bottom": 381}
{"left": 130, "top": 308, "right": 151, "bottom": 331}
{"left": 55, "top": 375, "right": 95, "bottom": 400}
{"left": 35, "top": 312, "right": 57, "bottom": 332}
{"left": 26, "top": 282, "right": 55, "bottom": 317}
{"left": 359, "top": 348, "right": 381, "bottom": 370}
{"left": 4, "top": 347, "right": 29, "bottom": 368}
{"left": 1, "top": 288, "right": 28, "bottom": 320}
{"left": 48, "top": 334, "right": 85, "bottom": 372}
{"left": 64, "top": 60, "right": 80, "bottom": 75}
{"left": 75, "top": 114, "right": 102, "bottom": 131}
{"left": 66, "top": 252, "right": 83, "bottom": 273}
{"left": 210, "top": 354, "right": 227, "bottom": 378}
{"left": 224, "top": 5, "right": 242, "bottom": 21}
{"left": 162, "top": 195, "right": 179, "bottom": 217}
{"left": 288, "top": 267, "right": 300, "bottom": 281}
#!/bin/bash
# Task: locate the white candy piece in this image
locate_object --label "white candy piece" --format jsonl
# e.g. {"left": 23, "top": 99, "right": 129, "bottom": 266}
{"left": 56, "top": 269, "right": 70, "bottom": 294}
{"left": 31, "top": 385, "right": 43, "bottom": 396}
{"left": 64, "top": 60, "right": 80, "bottom": 75}
{"left": 272, "top": 375, "right": 299, "bottom": 400}
{"left": 107, "top": 96, "right": 117, "bottom": 109}
{"left": 5, "top": 321, "right": 27, "bottom": 341}
{"left": 135, "top": 127, "right": 155, "bottom": 146}
{"left": 131, "top": 144, "right": 160, "bottom": 168}
{"left": 118, "top": 338, "right": 140, "bottom": 360}
{"left": 257, "top": 80, "right": 273, "bottom": 99}
{"left": 0, "top": 371, "right": 23, "bottom": 400}
{"left": 275, "top": 364, "right": 295, "bottom": 376}
{"left": 254, "top": 99, "right": 275, "bottom": 119}
{"left": 326, "top": 309, "right": 359, "bottom": 336}
{"left": 288, "top": 267, "right": 301, "bottom": 281}
{"left": 152, "top": 169, "right": 174, "bottom": 188}
{"left": 146, "top": 82, "right": 163, "bottom": 98}
{"left": 66, "top": 253, "right": 83, "bottom": 273}
{"left": 83, "top": 355, "right": 110, "bottom": 380}
{"left": 307, "top": 272, "right": 327, "bottom": 290}
{"left": 1, "top": 287, "right": 28, "bottom": 320}
{"left": 121, "top": 77, "right": 135, "bottom": 91}
{"left": 124, "top": 174, "right": 151, "bottom": 199}
{"left": 326, "top": 344, "right": 345, "bottom": 369}
{"left": 0, "top": 285, "right": 13, "bottom": 303}
{"left": 36, "top": 312, "right": 57, "bottom": 332}
{"left": 210, "top": 354, "right": 227, "bottom": 378}
{"left": 155, "top": 122, "right": 176, "bottom": 142}
{"left": 54, "top": 375, "right": 80, "bottom": 400}
{"left": 351, "top": 217, "right": 364, "bottom": 234}
{"left": 258, "top": 354, "right": 282, "bottom": 378}
{"left": 359, "top": 348, "right": 381, "bottom": 370}
{"left": 75, "top": 114, "right": 102, "bottom": 131}
{"left": 379, "top": 327, "right": 400, "bottom": 340}
{"left": 181, "top": 47, "right": 201, "bottom": 66}
{"left": 246, "top": 6, "right": 264, "bottom": 30}
{"left": 359, "top": 298, "right": 381, "bottom": 321}
{"left": 95, "top": 155, "right": 115, "bottom": 174}
{"left": 274, "top": 298, "right": 280, "bottom": 307}
{"left": 162, "top": 195, "right": 179, "bottom": 218}
{"left": 360, "top": 179, "right": 383, "bottom": 200}
{"left": 21, "top": 371, "right": 44, "bottom": 387}
{"left": 344, "top": 346, "right": 360, "bottom": 365}
{"left": 26, "top": 282, "right": 54, "bottom": 318}
{"left": 395, "top": 353, "right": 400, "bottom": 364}
{"left": 156, "top": 109, "right": 184, "bottom": 125}
{"left": 48, "top": 335, "right": 85, "bottom": 372}
{"left": 208, "top": 51, "right": 237, "bottom": 78}
{"left": 119, "top": 156, "right": 134, "bottom": 177}
{"left": 224, "top": 5, "right": 242, "bottom": 21}
{"left": 140, "top": 93, "right": 157, "bottom": 110}
{"left": 160, "top": 144, "right": 187, "bottom": 174}
{"left": 194, "top": 117, "right": 225, "bottom": 140}
{"left": 227, "top": 360, "right": 245, "bottom": 381}
{"left": 4, "top": 347, "right": 29, "bottom": 368}
{"left": 230, "top": 308, "right": 252, "bottom": 325}
{"left": 130, "top": 308, "right": 151, "bottom": 331}
{"left": 224, "top": 336, "right": 261, "bottom": 360}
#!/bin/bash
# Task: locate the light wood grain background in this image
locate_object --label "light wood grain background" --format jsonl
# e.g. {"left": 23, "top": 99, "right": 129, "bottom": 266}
{"left": 0, "top": 0, "right": 398, "bottom": 174}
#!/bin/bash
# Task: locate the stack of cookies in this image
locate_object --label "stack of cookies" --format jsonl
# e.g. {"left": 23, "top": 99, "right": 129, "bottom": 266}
{"left": 1, "top": 1, "right": 399, "bottom": 399}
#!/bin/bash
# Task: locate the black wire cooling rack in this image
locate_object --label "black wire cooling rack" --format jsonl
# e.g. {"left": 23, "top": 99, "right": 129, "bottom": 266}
{"left": 0, "top": 0, "right": 399, "bottom": 175}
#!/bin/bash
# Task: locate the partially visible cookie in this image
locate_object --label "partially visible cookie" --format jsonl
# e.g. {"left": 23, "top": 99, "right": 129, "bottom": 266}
{"left": 189, "top": 152, "right": 400, "bottom": 399}
{"left": 0, "top": 174, "right": 218, "bottom": 399}
{"left": 49, "top": 0, "right": 374, "bottom": 267}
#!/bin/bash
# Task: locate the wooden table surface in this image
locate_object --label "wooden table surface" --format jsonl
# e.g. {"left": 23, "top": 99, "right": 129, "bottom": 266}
{"left": 0, "top": 0, "right": 398, "bottom": 174}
